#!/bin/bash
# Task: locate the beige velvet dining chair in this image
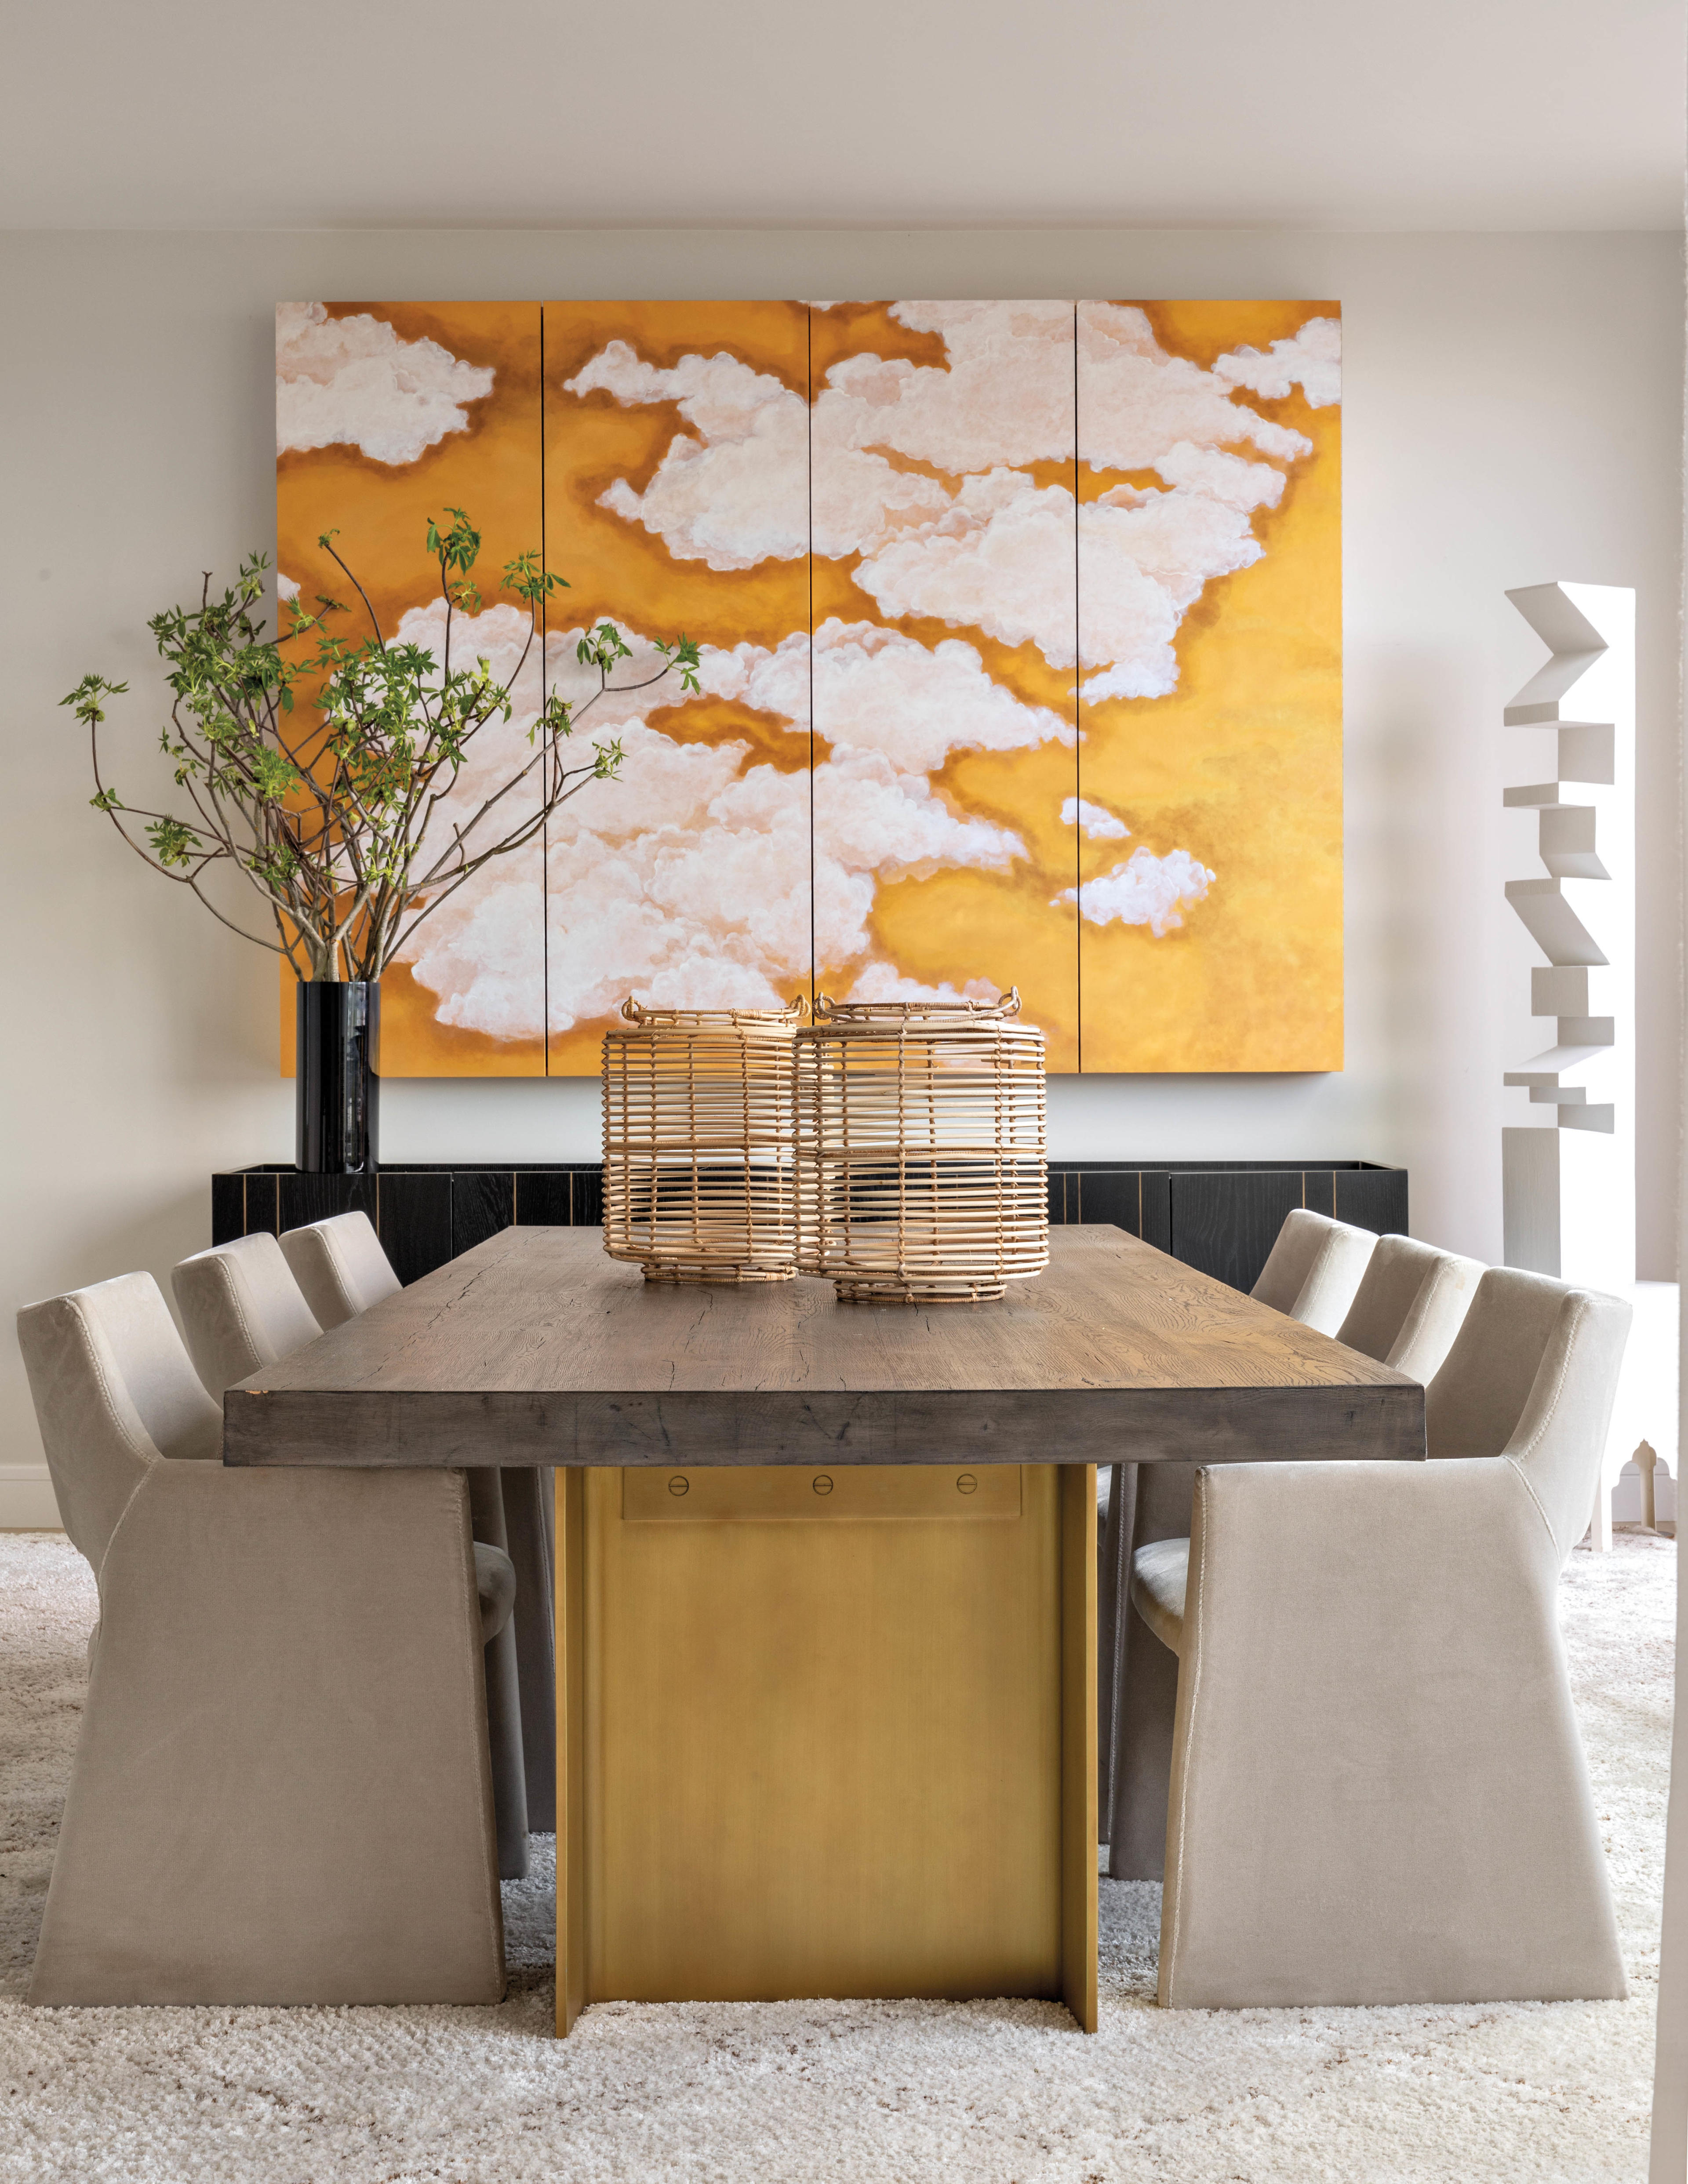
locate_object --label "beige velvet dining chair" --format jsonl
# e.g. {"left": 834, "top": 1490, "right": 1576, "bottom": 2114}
{"left": 1129, "top": 1265, "right": 1631, "bottom": 2008}
{"left": 1333, "top": 1232, "right": 1483, "bottom": 1382}
{"left": 16, "top": 1271, "right": 509, "bottom": 2006}
{"left": 279, "top": 1210, "right": 400, "bottom": 1328}
{"left": 1250, "top": 1207, "right": 1378, "bottom": 1335}
{"left": 279, "top": 1210, "right": 558, "bottom": 1862}
{"left": 173, "top": 1231, "right": 535, "bottom": 1880}
{"left": 1099, "top": 1210, "right": 1387, "bottom": 1854}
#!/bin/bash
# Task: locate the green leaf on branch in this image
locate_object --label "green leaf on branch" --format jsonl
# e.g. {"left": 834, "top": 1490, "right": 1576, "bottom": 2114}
{"left": 61, "top": 674, "right": 128, "bottom": 727}
{"left": 655, "top": 633, "right": 703, "bottom": 695}
{"left": 146, "top": 816, "right": 202, "bottom": 869}
{"left": 529, "top": 692, "right": 574, "bottom": 745}
{"left": 427, "top": 507, "right": 482, "bottom": 581}
{"left": 502, "top": 550, "right": 570, "bottom": 606}
{"left": 251, "top": 746, "right": 302, "bottom": 800}
{"left": 578, "top": 621, "right": 635, "bottom": 676}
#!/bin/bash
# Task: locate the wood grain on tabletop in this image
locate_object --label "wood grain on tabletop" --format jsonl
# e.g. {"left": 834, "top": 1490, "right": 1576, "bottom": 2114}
{"left": 222, "top": 1224, "right": 1423, "bottom": 1470}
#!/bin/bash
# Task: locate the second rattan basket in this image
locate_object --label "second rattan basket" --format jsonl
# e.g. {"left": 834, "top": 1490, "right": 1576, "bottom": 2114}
{"left": 602, "top": 997, "right": 806, "bottom": 1283}
{"left": 794, "top": 989, "right": 1048, "bottom": 1303}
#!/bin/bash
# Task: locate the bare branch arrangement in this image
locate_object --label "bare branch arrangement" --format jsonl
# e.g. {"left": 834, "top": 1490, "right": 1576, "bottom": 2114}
{"left": 62, "top": 508, "right": 700, "bottom": 981}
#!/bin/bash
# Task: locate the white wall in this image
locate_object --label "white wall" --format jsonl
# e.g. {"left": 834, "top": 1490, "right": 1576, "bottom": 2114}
{"left": 1, "top": 227, "right": 1680, "bottom": 1520}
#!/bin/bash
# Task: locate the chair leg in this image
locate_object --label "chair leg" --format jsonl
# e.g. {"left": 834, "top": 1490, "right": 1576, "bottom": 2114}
{"left": 483, "top": 1620, "right": 529, "bottom": 1880}
{"left": 1105, "top": 1461, "right": 1195, "bottom": 1880}
{"left": 1108, "top": 1608, "right": 1180, "bottom": 1880}
{"left": 469, "top": 1470, "right": 530, "bottom": 1879}
{"left": 504, "top": 1466, "right": 557, "bottom": 1832}
{"left": 1097, "top": 1463, "right": 1126, "bottom": 1836}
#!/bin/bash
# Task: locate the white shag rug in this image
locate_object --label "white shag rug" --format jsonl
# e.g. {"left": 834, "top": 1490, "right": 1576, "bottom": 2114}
{"left": 0, "top": 1530, "right": 1672, "bottom": 2184}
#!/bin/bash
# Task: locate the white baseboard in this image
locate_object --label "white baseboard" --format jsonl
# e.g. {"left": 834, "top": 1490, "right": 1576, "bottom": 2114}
{"left": 0, "top": 1464, "right": 62, "bottom": 1530}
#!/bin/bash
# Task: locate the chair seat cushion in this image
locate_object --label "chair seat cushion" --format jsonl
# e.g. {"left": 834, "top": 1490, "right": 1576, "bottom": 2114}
{"left": 1130, "top": 1535, "right": 1191, "bottom": 1654}
{"left": 473, "top": 1544, "right": 517, "bottom": 1644}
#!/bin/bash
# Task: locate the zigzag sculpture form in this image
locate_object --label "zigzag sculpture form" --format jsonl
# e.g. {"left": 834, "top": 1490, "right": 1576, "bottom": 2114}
{"left": 1501, "top": 583, "right": 1631, "bottom": 1145}
{"left": 1500, "top": 581, "right": 1636, "bottom": 1544}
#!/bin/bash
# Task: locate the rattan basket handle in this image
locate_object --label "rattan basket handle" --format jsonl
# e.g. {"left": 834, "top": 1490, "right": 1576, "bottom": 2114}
{"left": 618, "top": 994, "right": 809, "bottom": 1027}
{"left": 811, "top": 987, "right": 1020, "bottom": 1024}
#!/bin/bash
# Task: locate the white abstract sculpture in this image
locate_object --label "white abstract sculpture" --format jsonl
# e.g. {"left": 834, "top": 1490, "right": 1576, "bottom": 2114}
{"left": 1500, "top": 581, "right": 1637, "bottom": 1546}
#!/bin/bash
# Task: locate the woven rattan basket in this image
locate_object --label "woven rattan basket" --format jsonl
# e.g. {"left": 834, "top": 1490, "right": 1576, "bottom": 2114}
{"left": 794, "top": 989, "right": 1048, "bottom": 1303}
{"left": 602, "top": 997, "right": 806, "bottom": 1284}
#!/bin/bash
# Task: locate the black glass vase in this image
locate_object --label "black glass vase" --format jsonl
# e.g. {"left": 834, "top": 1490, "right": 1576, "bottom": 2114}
{"left": 295, "top": 980, "right": 380, "bottom": 1174}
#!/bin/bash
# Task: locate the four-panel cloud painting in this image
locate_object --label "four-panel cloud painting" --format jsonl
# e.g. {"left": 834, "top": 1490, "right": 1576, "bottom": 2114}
{"left": 276, "top": 299, "right": 1342, "bottom": 1076}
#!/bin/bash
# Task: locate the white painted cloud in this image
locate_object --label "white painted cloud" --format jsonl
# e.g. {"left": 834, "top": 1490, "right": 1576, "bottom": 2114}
{"left": 393, "top": 614, "right": 1040, "bottom": 1037}
{"left": 564, "top": 302, "right": 1332, "bottom": 702}
{"left": 702, "top": 618, "right": 1072, "bottom": 773}
{"left": 277, "top": 572, "right": 301, "bottom": 602}
{"left": 560, "top": 615, "right": 1069, "bottom": 773}
{"left": 535, "top": 734, "right": 1022, "bottom": 1032}
{"left": 568, "top": 342, "right": 950, "bottom": 569}
{"left": 1062, "top": 797, "right": 1129, "bottom": 840}
{"left": 1054, "top": 847, "right": 1216, "bottom": 938}
{"left": 848, "top": 465, "right": 1270, "bottom": 695}
{"left": 568, "top": 344, "right": 810, "bottom": 570}
{"left": 825, "top": 300, "right": 1077, "bottom": 472}
{"left": 276, "top": 302, "right": 495, "bottom": 466}
{"left": 1151, "top": 440, "right": 1287, "bottom": 512}
{"left": 415, "top": 842, "right": 549, "bottom": 1036}
{"left": 1212, "top": 316, "right": 1342, "bottom": 410}
{"left": 1077, "top": 487, "right": 1266, "bottom": 698}
{"left": 1076, "top": 303, "right": 1314, "bottom": 467}
{"left": 810, "top": 435, "right": 951, "bottom": 564}
{"left": 853, "top": 469, "right": 1075, "bottom": 661}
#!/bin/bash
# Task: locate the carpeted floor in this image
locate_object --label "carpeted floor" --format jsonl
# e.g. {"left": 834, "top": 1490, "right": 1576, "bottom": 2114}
{"left": 0, "top": 1529, "right": 1673, "bottom": 2183}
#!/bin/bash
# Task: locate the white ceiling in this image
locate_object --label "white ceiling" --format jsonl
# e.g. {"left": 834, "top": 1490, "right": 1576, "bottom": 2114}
{"left": 3, "top": 0, "right": 1682, "bottom": 232}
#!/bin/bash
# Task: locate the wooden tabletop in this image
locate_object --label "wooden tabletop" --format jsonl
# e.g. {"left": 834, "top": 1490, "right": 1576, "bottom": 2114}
{"left": 222, "top": 1225, "right": 1423, "bottom": 1471}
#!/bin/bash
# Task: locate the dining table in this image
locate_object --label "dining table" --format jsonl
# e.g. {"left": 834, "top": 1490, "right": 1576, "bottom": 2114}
{"left": 223, "top": 1221, "right": 1425, "bottom": 2035}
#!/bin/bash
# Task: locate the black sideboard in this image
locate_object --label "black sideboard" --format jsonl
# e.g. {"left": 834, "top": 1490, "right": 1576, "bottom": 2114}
{"left": 212, "top": 1159, "right": 1407, "bottom": 1298}
{"left": 1051, "top": 1160, "right": 1408, "bottom": 1294}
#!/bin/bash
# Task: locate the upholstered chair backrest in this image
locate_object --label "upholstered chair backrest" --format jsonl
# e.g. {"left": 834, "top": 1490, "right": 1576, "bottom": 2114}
{"left": 171, "top": 1232, "right": 323, "bottom": 1395}
{"left": 279, "top": 1212, "right": 401, "bottom": 1330}
{"left": 1503, "top": 1283, "right": 1631, "bottom": 1559}
{"left": 1336, "top": 1235, "right": 1483, "bottom": 1384}
{"left": 1250, "top": 1209, "right": 1326, "bottom": 1315}
{"left": 1426, "top": 1265, "right": 1631, "bottom": 1559}
{"left": 1427, "top": 1267, "right": 1573, "bottom": 1459}
{"left": 16, "top": 1272, "right": 222, "bottom": 1568}
{"left": 1250, "top": 1209, "right": 1377, "bottom": 1337}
